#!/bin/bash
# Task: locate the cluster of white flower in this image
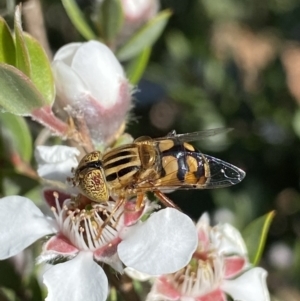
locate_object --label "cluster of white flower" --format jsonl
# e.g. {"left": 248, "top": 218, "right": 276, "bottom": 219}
{"left": 0, "top": 145, "right": 198, "bottom": 301}
{"left": 0, "top": 2, "right": 271, "bottom": 300}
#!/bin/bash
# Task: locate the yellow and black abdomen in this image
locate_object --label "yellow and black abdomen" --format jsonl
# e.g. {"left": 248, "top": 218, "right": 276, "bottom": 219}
{"left": 102, "top": 144, "right": 141, "bottom": 190}
{"left": 157, "top": 140, "right": 209, "bottom": 187}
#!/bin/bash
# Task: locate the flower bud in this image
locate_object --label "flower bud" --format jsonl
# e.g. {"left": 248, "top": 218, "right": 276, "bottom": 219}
{"left": 119, "top": 0, "right": 159, "bottom": 44}
{"left": 121, "top": 0, "right": 159, "bottom": 24}
{"left": 52, "top": 41, "right": 132, "bottom": 144}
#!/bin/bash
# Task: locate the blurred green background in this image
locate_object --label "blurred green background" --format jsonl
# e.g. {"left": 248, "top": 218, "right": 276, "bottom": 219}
{"left": 1, "top": 0, "right": 300, "bottom": 300}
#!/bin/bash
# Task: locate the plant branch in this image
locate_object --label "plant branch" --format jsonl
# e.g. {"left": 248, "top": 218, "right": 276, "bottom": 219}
{"left": 22, "top": 0, "right": 52, "bottom": 59}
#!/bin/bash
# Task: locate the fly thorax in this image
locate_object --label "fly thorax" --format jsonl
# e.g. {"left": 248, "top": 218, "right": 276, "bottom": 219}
{"left": 139, "top": 144, "right": 156, "bottom": 169}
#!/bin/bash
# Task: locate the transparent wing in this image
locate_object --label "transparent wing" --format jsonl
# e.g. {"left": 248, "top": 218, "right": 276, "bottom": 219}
{"left": 134, "top": 128, "right": 233, "bottom": 147}
{"left": 134, "top": 154, "right": 245, "bottom": 192}
{"left": 153, "top": 128, "right": 233, "bottom": 144}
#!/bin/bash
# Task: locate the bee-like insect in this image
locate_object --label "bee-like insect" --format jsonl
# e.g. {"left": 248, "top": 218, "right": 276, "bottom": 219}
{"left": 71, "top": 128, "right": 245, "bottom": 217}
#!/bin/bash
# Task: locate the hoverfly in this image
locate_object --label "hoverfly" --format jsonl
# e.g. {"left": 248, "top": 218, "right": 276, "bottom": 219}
{"left": 71, "top": 128, "right": 245, "bottom": 221}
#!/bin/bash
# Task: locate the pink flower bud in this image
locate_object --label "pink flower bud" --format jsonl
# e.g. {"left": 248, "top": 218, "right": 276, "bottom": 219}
{"left": 121, "top": 0, "right": 159, "bottom": 23}
{"left": 52, "top": 41, "right": 132, "bottom": 144}
{"left": 118, "top": 0, "right": 159, "bottom": 45}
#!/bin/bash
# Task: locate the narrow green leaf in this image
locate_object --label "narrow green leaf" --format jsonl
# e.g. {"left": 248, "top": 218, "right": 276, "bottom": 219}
{"left": 100, "top": 0, "right": 124, "bottom": 43}
{"left": 0, "top": 113, "right": 32, "bottom": 163}
{"left": 0, "top": 16, "right": 16, "bottom": 65}
{"left": 117, "top": 9, "right": 172, "bottom": 61}
{"left": 126, "top": 47, "right": 151, "bottom": 84}
{"left": 0, "top": 287, "right": 17, "bottom": 301}
{"left": 14, "top": 6, "right": 31, "bottom": 77}
{"left": 242, "top": 211, "right": 275, "bottom": 265}
{"left": 0, "top": 63, "right": 47, "bottom": 115}
{"left": 24, "top": 33, "right": 55, "bottom": 105}
{"left": 62, "top": 0, "right": 97, "bottom": 40}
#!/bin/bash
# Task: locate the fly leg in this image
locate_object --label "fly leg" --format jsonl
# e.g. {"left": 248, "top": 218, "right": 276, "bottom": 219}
{"left": 95, "top": 196, "right": 126, "bottom": 240}
{"left": 136, "top": 179, "right": 182, "bottom": 210}
{"left": 152, "top": 189, "right": 181, "bottom": 211}
{"left": 135, "top": 193, "right": 145, "bottom": 210}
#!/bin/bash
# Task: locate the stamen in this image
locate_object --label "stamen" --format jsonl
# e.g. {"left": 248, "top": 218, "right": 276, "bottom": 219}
{"left": 51, "top": 192, "right": 125, "bottom": 252}
{"left": 169, "top": 255, "right": 223, "bottom": 297}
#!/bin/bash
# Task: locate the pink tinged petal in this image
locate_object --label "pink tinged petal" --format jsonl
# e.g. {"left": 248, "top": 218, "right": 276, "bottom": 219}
{"left": 121, "top": 0, "right": 158, "bottom": 24}
{"left": 83, "top": 82, "right": 131, "bottom": 143}
{"left": 196, "top": 289, "right": 227, "bottom": 301}
{"left": 71, "top": 41, "right": 125, "bottom": 109}
{"left": 196, "top": 213, "right": 211, "bottom": 250}
{"left": 154, "top": 276, "right": 181, "bottom": 300}
{"left": 0, "top": 196, "right": 57, "bottom": 259}
{"left": 122, "top": 0, "right": 151, "bottom": 19}
{"left": 35, "top": 145, "right": 80, "bottom": 182}
{"left": 118, "top": 208, "right": 198, "bottom": 275}
{"left": 224, "top": 256, "right": 247, "bottom": 278}
{"left": 44, "top": 234, "right": 79, "bottom": 254}
{"left": 52, "top": 41, "right": 132, "bottom": 144}
{"left": 123, "top": 201, "right": 146, "bottom": 226}
{"left": 94, "top": 237, "right": 124, "bottom": 273}
{"left": 221, "top": 267, "right": 270, "bottom": 301}
{"left": 43, "top": 189, "right": 71, "bottom": 209}
{"left": 44, "top": 251, "right": 108, "bottom": 301}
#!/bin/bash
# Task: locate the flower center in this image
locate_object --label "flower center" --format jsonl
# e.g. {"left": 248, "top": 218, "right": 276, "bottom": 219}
{"left": 51, "top": 192, "right": 124, "bottom": 251}
{"left": 165, "top": 253, "right": 224, "bottom": 297}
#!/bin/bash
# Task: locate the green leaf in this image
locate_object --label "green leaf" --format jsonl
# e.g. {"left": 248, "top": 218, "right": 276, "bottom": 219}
{"left": 25, "top": 275, "right": 43, "bottom": 301}
{"left": 14, "top": 6, "right": 31, "bottom": 77}
{"left": 126, "top": 47, "right": 151, "bottom": 84}
{"left": 99, "top": 0, "right": 124, "bottom": 43}
{"left": 117, "top": 9, "right": 172, "bottom": 61}
{"left": 0, "top": 63, "right": 47, "bottom": 115}
{"left": 0, "top": 17, "right": 16, "bottom": 65}
{"left": 24, "top": 33, "right": 55, "bottom": 105}
{"left": 0, "top": 113, "right": 32, "bottom": 163}
{"left": 0, "top": 287, "right": 18, "bottom": 301}
{"left": 62, "top": 0, "right": 96, "bottom": 40}
{"left": 242, "top": 211, "right": 275, "bottom": 265}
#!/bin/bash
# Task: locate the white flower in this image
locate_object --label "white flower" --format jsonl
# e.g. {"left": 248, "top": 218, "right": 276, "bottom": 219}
{"left": 52, "top": 41, "right": 132, "bottom": 144}
{"left": 0, "top": 145, "right": 198, "bottom": 301}
{"left": 121, "top": 0, "right": 159, "bottom": 23}
{"left": 95, "top": 0, "right": 159, "bottom": 47}
{"left": 119, "top": 0, "right": 159, "bottom": 46}
{"left": 146, "top": 213, "right": 270, "bottom": 301}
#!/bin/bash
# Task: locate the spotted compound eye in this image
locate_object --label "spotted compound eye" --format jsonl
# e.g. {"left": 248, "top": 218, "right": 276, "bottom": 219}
{"left": 80, "top": 168, "right": 109, "bottom": 202}
{"left": 77, "top": 151, "right": 102, "bottom": 169}
{"left": 73, "top": 151, "right": 109, "bottom": 203}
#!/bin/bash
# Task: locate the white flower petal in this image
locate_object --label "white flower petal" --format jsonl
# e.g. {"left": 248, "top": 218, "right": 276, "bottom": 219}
{"left": 118, "top": 208, "right": 197, "bottom": 275}
{"left": 53, "top": 42, "right": 82, "bottom": 65}
{"left": 52, "top": 61, "right": 89, "bottom": 105}
{"left": 0, "top": 196, "right": 57, "bottom": 259}
{"left": 124, "top": 267, "right": 153, "bottom": 281}
{"left": 71, "top": 41, "right": 125, "bottom": 108}
{"left": 212, "top": 223, "right": 247, "bottom": 256}
{"left": 35, "top": 145, "right": 80, "bottom": 182}
{"left": 196, "top": 212, "right": 210, "bottom": 227}
{"left": 44, "top": 252, "right": 108, "bottom": 301}
{"left": 221, "top": 267, "right": 270, "bottom": 301}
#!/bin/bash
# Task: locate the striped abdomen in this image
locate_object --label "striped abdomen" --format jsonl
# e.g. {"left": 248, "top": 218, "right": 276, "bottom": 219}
{"left": 156, "top": 140, "right": 209, "bottom": 187}
{"left": 102, "top": 145, "right": 141, "bottom": 190}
